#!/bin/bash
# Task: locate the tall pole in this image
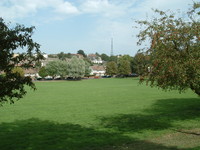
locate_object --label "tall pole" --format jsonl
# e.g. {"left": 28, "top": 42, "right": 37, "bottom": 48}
{"left": 111, "top": 37, "right": 113, "bottom": 56}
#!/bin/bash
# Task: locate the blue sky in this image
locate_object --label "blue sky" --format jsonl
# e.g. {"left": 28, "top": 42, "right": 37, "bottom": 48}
{"left": 0, "top": 0, "right": 195, "bottom": 56}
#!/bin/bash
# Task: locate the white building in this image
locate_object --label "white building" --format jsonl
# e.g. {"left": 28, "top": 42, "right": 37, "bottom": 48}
{"left": 88, "top": 54, "right": 103, "bottom": 64}
{"left": 90, "top": 65, "right": 106, "bottom": 76}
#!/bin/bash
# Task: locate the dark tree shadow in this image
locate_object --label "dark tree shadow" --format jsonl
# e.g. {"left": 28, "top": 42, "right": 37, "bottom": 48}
{"left": 186, "top": 146, "right": 200, "bottom": 150}
{"left": 0, "top": 118, "right": 181, "bottom": 150}
{"left": 100, "top": 98, "right": 200, "bottom": 132}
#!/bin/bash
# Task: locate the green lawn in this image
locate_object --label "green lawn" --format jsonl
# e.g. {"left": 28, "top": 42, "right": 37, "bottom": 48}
{"left": 0, "top": 78, "right": 200, "bottom": 150}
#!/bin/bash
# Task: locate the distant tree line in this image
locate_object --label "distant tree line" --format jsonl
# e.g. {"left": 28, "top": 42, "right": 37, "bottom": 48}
{"left": 48, "top": 49, "right": 151, "bottom": 78}
{"left": 105, "top": 53, "right": 150, "bottom": 77}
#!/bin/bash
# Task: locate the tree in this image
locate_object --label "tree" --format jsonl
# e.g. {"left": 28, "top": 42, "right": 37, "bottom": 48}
{"left": 77, "top": 50, "right": 86, "bottom": 57}
{"left": 106, "top": 61, "right": 118, "bottom": 76}
{"left": 68, "top": 56, "right": 85, "bottom": 79}
{"left": 66, "top": 53, "right": 72, "bottom": 58}
{"left": 45, "top": 61, "right": 59, "bottom": 78}
{"left": 38, "top": 67, "right": 48, "bottom": 78}
{"left": 136, "top": 2, "right": 200, "bottom": 95}
{"left": 101, "top": 53, "right": 110, "bottom": 61}
{"left": 84, "top": 61, "right": 91, "bottom": 77}
{"left": 109, "top": 55, "right": 118, "bottom": 63}
{"left": 45, "top": 60, "right": 67, "bottom": 79}
{"left": 119, "top": 55, "right": 132, "bottom": 62}
{"left": 0, "top": 18, "right": 42, "bottom": 104}
{"left": 57, "top": 52, "right": 67, "bottom": 60}
{"left": 117, "top": 55, "right": 132, "bottom": 77}
{"left": 83, "top": 57, "right": 92, "bottom": 66}
{"left": 12, "top": 67, "right": 25, "bottom": 77}
{"left": 45, "top": 58, "right": 88, "bottom": 80}
{"left": 34, "top": 61, "right": 42, "bottom": 69}
{"left": 132, "top": 53, "right": 151, "bottom": 76}
{"left": 57, "top": 61, "right": 68, "bottom": 79}
{"left": 95, "top": 52, "right": 100, "bottom": 57}
{"left": 117, "top": 60, "right": 131, "bottom": 77}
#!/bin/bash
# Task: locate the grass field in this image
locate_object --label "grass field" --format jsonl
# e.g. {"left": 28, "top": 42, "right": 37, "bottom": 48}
{"left": 0, "top": 78, "right": 200, "bottom": 150}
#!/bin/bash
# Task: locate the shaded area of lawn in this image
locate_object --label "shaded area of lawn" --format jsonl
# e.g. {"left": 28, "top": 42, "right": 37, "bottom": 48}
{"left": 100, "top": 98, "right": 200, "bottom": 132}
{"left": 99, "top": 98, "right": 200, "bottom": 148}
{"left": 0, "top": 118, "right": 182, "bottom": 150}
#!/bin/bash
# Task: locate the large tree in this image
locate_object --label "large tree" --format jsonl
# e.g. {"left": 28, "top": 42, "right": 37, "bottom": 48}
{"left": 136, "top": 3, "right": 200, "bottom": 95}
{"left": 68, "top": 56, "right": 85, "bottom": 79}
{"left": 117, "top": 59, "right": 131, "bottom": 77}
{"left": 101, "top": 53, "right": 110, "bottom": 61}
{"left": 45, "top": 60, "right": 68, "bottom": 79}
{"left": 38, "top": 67, "right": 48, "bottom": 79}
{"left": 132, "top": 53, "right": 151, "bottom": 76}
{"left": 58, "top": 61, "right": 68, "bottom": 79}
{"left": 84, "top": 61, "right": 91, "bottom": 77}
{"left": 106, "top": 61, "right": 118, "bottom": 76}
{"left": 0, "top": 18, "right": 42, "bottom": 104}
{"left": 45, "top": 61, "right": 59, "bottom": 78}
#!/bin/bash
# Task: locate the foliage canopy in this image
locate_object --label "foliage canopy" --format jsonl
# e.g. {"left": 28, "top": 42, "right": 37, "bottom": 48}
{"left": 106, "top": 61, "right": 118, "bottom": 76}
{"left": 118, "top": 59, "right": 131, "bottom": 76}
{"left": 45, "top": 56, "right": 89, "bottom": 79}
{"left": 68, "top": 56, "right": 86, "bottom": 79}
{"left": 38, "top": 66, "right": 48, "bottom": 78}
{"left": 0, "top": 18, "right": 42, "bottom": 104}
{"left": 136, "top": 3, "right": 200, "bottom": 96}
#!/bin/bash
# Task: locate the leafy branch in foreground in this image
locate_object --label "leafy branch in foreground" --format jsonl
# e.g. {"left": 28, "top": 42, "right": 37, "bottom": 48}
{"left": 136, "top": 2, "right": 200, "bottom": 96}
{"left": 0, "top": 18, "right": 43, "bottom": 104}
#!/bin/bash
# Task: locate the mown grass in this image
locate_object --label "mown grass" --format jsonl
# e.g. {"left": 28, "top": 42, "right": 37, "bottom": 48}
{"left": 0, "top": 78, "right": 199, "bottom": 150}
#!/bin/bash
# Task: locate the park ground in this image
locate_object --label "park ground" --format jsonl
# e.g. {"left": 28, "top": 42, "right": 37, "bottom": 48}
{"left": 0, "top": 78, "right": 199, "bottom": 150}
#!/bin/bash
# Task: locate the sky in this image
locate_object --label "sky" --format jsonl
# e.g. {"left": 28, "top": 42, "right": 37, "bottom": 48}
{"left": 0, "top": 0, "right": 195, "bottom": 56}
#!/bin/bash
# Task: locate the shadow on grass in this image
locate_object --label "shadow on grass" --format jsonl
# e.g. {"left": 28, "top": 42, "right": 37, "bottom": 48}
{"left": 0, "top": 118, "right": 181, "bottom": 150}
{"left": 187, "top": 146, "right": 200, "bottom": 150}
{"left": 100, "top": 98, "right": 200, "bottom": 132}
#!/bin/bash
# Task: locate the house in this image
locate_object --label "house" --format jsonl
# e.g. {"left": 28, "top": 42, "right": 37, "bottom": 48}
{"left": 40, "top": 58, "right": 59, "bottom": 67}
{"left": 24, "top": 68, "right": 39, "bottom": 79}
{"left": 88, "top": 54, "right": 103, "bottom": 64}
{"left": 90, "top": 65, "right": 106, "bottom": 77}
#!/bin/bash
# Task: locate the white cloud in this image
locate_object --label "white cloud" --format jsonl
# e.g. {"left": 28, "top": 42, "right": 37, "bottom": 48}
{"left": 0, "top": 0, "right": 46, "bottom": 19}
{"left": 54, "top": 1, "right": 80, "bottom": 15}
{"left": 130, "top": 0, "right": 193, "bottom": 19}
{"left": 81, "top": 0, "right": 111, "bottom": 13}
{"left": 80, "top": 0, "right": 129, "bottom": 18}
{"left": 0, "top": 0, "right": 79, "bottom": 20}
{"left": 0, "top": 0, "right": 193, "bottom": 21}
